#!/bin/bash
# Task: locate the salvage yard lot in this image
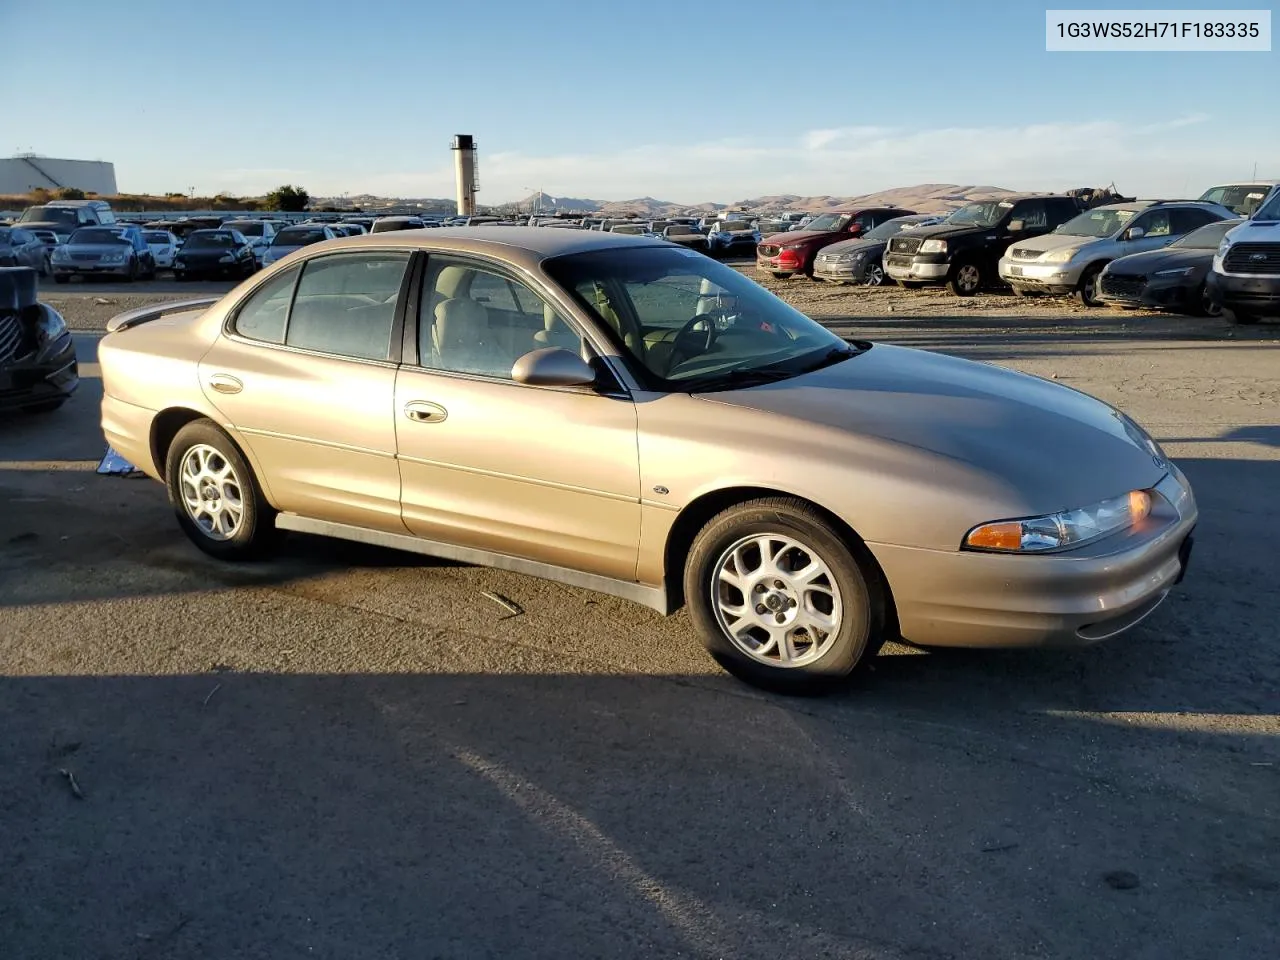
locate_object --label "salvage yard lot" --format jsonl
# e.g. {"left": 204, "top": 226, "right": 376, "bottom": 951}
{"left": 1, "top": 274, "right": 1277, "bottom": 958}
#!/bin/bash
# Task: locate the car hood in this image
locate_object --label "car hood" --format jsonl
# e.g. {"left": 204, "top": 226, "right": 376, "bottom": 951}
{"left": 700, "top": 344, "right": 1166, "bottom": 511}
{"left": 819, "top": 237, "right": 886, "bottom": 256}
{"left": 764, "top": 229, "right": 840, "bottom": 245}
{"left": 1106, "top": 246, "right": 1212, "bottom": 275}
{"left": 64, "top": 242, "right": 132, "bottom": 255}
{"left": 1010, "top": 233, "right": 1097, "bottom": 255}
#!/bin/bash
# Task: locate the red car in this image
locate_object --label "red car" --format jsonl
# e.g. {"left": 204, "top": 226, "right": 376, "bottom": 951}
{"left": 757, "top": 207, "right": 913, "bottom": 279}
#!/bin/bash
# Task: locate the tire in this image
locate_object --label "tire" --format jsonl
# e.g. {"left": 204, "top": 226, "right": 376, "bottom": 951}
{"left": 126, "top": 257, "right": 139, "bottom": 282}
{"left": 164, "top": 420, "right": 278, "bottom": 561}
{"left": 945, "top": 260, "right": 982, "bottom": 297}
{"left": 23, "top": 399, "right": 65, "bottom": 414}
{"left": 1075, "top": 264, "right": 1104, "bottom": 307}
{"left": 41, "top": 254, "right": 52, "bottom": 277}
{"left": 862, "top": 262, "right": 886, "bottom": 286}
{"left": 683, "top": 497, "right": 887, "bottom": 693}
{"left": 1230, "top": 309, "right": 1260, "bottom": 326}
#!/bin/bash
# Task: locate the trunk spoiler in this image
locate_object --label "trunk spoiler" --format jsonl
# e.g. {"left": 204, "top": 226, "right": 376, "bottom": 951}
{"left": 105, "top": 297, "right": 221, "bottom": 334}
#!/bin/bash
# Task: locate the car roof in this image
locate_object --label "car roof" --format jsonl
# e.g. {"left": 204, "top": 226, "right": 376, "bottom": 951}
{"left": 299, "top": 226, "right": 666, "bottom": 263}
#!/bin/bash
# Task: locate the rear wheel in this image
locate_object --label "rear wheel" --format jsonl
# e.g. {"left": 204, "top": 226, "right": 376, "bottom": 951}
{"left": 946, "top": 260, "right": 982, "bottom": 297}
{"left": 164, "top": 420, "right": 278, "bottom": 561}
{"left": 1076, "top": 264, "right": 1104, "bottom": 307}
{"left": 684, "top": 497, "right": 886, "bottom": 693}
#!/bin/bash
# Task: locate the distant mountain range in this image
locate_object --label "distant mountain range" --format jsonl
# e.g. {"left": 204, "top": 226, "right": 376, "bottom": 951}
{"left": 316, "top": 184, "right": 1023, "bottom": 217}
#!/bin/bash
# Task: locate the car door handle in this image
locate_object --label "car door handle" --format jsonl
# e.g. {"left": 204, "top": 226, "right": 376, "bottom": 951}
{"left": 404, "top": 400, "right": 448, "bottom": 423}
{"left": 208, "top": 374, "right": 243, "bottom": 395}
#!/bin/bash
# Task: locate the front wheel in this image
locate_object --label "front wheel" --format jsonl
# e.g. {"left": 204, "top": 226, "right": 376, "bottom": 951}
{"left": 165, "top": 420, "right": 278, "bottom": 561}
{"left": 862, "top": 262, "right": 886, "bottom": 286}
{"left": 1076, "top": 264, "right": 1104, "bottom": 307}
{"left": 946, "top": 261, "right": 982, "bottom": 297}
{"left": 683, "top": 497, "right": 886, "bottom": 693}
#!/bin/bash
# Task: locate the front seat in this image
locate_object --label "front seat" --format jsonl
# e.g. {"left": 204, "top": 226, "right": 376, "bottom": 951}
{"left": 432, "top": 297, "right": 499, "bottom": 376}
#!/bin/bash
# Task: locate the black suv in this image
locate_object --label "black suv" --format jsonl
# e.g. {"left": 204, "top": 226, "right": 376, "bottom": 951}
{"left": 884, "top": 194, "right": 1082, "bottom": 296}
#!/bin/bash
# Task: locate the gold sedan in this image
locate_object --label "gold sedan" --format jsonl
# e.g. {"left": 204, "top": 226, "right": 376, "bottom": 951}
{"left": 100, "top": 228, "right": 1196, "bottom": 691}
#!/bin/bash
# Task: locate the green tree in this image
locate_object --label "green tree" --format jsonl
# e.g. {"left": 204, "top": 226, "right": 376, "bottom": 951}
{"left": 54, "top": 186, "right": 86, "bottom": 200}
{"left": 262, "top": 184, "right": 310, "bottom": 212}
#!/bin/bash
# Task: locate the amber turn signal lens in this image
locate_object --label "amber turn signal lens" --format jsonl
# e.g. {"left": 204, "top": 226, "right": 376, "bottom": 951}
{"left": 1129, "top": 489, "right": 1152, "bottom": 522}
{"left": 964, "top": 521, "right": 1024, "bottom": 551}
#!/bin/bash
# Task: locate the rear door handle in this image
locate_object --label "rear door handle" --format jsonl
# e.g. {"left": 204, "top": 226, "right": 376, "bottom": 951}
{"left": 404, "top": 400, "right": 448, "bottom": 423}
{"left": 208, "top": 374, "right": 243, "bottom": 395}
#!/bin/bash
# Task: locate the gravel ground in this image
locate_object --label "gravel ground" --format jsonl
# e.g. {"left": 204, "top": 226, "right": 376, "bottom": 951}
{"left": 2, "top": 269, "right": 1277, "bottom": 958}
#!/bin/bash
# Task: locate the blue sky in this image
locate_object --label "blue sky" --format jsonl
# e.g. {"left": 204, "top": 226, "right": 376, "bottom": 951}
{"left": 3, "top": 0, "right": 1276, "bottom": 202}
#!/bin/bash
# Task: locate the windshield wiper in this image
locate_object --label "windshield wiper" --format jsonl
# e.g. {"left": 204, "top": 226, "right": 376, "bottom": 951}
{"left": 794, "top": 344, "right": 865, "bottom": 374}
{"left": 681, "top": 344, "right": 866, "bottom": 393}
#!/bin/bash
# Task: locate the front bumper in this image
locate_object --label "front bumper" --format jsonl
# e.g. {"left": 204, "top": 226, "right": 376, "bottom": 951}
{"left": 869, "top": 469, "right": 1197, "bottom": 649}
{"left": 1206, "top": 270, "right": 1280, "bottom": 317}
{"left": 175, "top": 260, "right": 249, "bottom": 277}
{"left": 1097, "top": 275, "right": 1198, "bottom": 310}
{"left": 999, "top": 257, "right": 1080, "bottom": 294}
{"left": 0, "top": 334, "right": 79, "bottom": 411}
{"left": 812, "top": 259, "right": 868, "bottom": 281}
{"left": 884, "top": 257, "right": 948, "bottom": 282}
{"left": 52, "top": 260, "right": 131, "bottom": 276}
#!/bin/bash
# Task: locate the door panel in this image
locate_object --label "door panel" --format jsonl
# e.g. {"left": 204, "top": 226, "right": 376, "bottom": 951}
{"left": 394, "top": 369, "right": 641, "bottom": 580}
{"left": 199, "top": 340, "right": 404, "bottom": 532}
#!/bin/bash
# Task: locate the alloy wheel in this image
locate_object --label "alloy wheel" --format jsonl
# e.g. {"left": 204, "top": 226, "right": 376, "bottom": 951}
{"left": 710, "top": 533, "right": 844, "bottom": 668}
{"left": 956, "top": 264, "right": 980, "bottom": 293}
{"left": 179, "top": 444, "right": 244, "bottom": 541}
{"left": 863, "top": 263, "right": 885, "bottom": 286}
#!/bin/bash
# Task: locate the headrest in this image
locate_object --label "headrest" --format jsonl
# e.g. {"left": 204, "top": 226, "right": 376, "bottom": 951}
{"left": 0, "top": 266, "right": 39, "bottom": 313}
{"left": 435, "top": 297, "right": 487, "bottom": 328}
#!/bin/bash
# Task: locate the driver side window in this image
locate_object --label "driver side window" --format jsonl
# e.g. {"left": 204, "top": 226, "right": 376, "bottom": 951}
{"left": 1133, "top": 210, "right": 1171, "bottom": 237}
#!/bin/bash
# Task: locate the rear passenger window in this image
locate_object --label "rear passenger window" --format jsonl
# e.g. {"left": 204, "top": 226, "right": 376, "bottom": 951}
{"left": 285, "top": 253, "right": 409, "bottom": 361}
{"left": 1171, "top": 208, "right": 1218, "bottom": 234}
{"left": 233, "top": 265, "right": 299, "bottom": 344}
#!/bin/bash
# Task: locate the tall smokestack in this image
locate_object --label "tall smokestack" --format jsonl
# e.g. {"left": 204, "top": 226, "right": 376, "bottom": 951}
{"left": 452, "top": 135, "right": 477, "bottom": 217}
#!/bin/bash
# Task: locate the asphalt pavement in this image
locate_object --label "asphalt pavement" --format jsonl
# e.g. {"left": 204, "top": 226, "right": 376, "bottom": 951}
{"left": 0, "top": 313, "right": 1277, "bottom": 958}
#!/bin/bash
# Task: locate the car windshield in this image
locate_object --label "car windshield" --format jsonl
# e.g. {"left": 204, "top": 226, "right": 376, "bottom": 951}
{"left": 1054, "top": 208, "right": 1140, "bottom": 238}
{"left": 69, "top": 228, "right": 128, "bottom": 244}
{"left": 273, "top": 228, "right": 327, "bottom": 245}
{"left": 185, "top": 232, "right": 238, "bottom": 249}
{"left": 803, "top": 214, "right": 852, "bottom": 232}
{"left": 863, "top": 218, "right": 917, "bottom": 241}
{"left": 143, "top": 232, "right": 172, "bottom": 244}
{"left": 544, "top": 245, "right": 859, "bottom": 390}
{"left": 1252, "top": 189, "right": 1280, "bottom": 221}
{"left": 1199, "top": 184, "right": 1272, "bottom": 216}
{"left": 1170, "top": 219, "right": 1242, "bottom": 248}
{"left": 665, "top": 225, "right": 695, "bottom": 236}
{"left": 225, "top": 221, "right": 264, "bottom": 236}
{"left": 19, "top": 206, "right": 81, "bottom": 227}
{"left": 611, "top": 225, "right": 644, "bottom": 235}
{"left": 946, "top": 201, "right": 1011, "bottom": 227}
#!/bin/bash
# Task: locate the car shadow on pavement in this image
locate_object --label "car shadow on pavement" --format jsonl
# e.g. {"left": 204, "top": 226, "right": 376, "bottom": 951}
{"left": 0, "top": 667, "right": 1276, "bottom": 960}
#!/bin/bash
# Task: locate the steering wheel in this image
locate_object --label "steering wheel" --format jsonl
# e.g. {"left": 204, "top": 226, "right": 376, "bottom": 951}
{"left": 664, "top": 314, "right": 719, "bottom": 375}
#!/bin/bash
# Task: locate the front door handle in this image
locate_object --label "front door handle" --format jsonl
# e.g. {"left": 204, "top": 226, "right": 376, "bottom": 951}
{"left": 404, "top": 400, "right": 448, "bottom": 423}
{"left": 208, "top": 374, "right": 243, "bottom": 395}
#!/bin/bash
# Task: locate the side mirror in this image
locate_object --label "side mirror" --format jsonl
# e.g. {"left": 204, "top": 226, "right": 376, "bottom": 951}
{"left": 511, "top": 347, "right": 597, "bottom": 387}
{"left": 1008, "top": 219, "right": 1026, "bottom": 232}
{"left": 1125, "top": 226, "right": 1146, "bottom": 241}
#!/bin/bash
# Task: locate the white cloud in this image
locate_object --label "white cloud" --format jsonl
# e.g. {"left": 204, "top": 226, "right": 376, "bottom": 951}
{"left": 191, "top": 114, "right": 1271, "bottom": 204}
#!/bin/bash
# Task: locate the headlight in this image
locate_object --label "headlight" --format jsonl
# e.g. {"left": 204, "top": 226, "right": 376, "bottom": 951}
{"left": 964, "top": 490, "right": 1152, "bottom": 553}
{"left": 919, "top": 239, "right": 946, "bottom": 254}
{"left": 1217, "top": 238, "right": 1232, "bottom": 257}
{"left": 36, "top": 305, "right": 67, "bottom": 344}
{"left": 219, "top": 254, "right": 235, "bottom": 263}
{"left": 1153, "top": 266, "right": 1196, "bottom": 278}
{"left": 52, "top": 249, "right": 68, "bottom": 261}
{"left": 102, "top": 252, "right": 123, "bottom": 262}
{"left": 1041, "top": 247, "right": 1077, "bottom": 263}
